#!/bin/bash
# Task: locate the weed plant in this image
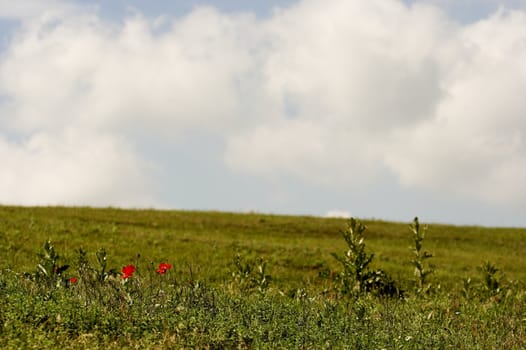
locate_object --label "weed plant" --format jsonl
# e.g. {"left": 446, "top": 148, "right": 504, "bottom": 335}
{"left": 410, "top": 217, "right": 434, "bottom": 294}
{"left": 331, "top": 218, "right": 401, "bottom": 298}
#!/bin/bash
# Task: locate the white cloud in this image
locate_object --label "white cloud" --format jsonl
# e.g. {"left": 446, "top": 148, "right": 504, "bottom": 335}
{"left": 1, "top": 0, "right": 526, "bottom": 210}
{"left": 226, "top": 1, "right": 526, "bottom": 206}
{"left": 325, "top": 210, "right": 352, "bottom": 219}
{"left": 226, "top": 0, "right": 453, "bottom": 185}
{"left": 0, "top": 5, "right": 262, "bottom": 207}
{"left": 385, "top": 9, "right": 526, "bottom": 203}
{"left": 225, "top": 120, "right": 386, "bottom": 186}
{"left": 0, "top": 7, "right": 257, "bottom": 135}
{"left": 0, "top": 129, "right": 157, "bottom": 206}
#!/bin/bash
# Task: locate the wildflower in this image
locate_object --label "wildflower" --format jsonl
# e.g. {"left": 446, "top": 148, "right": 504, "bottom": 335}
{"left": 156, "top": 262, "right": 172, "bottom": 275}
{"left": 70, "top": 277, "right": 77, "bottom": 284}
{"left": 122, "top": 265, "right": 136, "bottom": 279}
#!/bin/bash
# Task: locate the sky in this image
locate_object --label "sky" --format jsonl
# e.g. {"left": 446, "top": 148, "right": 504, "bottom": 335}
{"left": 1, "top": 0, "right": 526, "bottom": 227}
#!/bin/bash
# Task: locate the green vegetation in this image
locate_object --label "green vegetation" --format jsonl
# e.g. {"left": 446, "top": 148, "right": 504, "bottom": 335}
{"left": 0, "top": 205, "right": 525, "bottom": 348}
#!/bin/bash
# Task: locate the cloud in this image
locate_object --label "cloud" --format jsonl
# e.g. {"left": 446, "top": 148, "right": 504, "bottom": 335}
{"left": 0, "top": 129, "right": 157, "bottom": 206}
{"left": 225, "top": 120, "right": 386, "bottom": 186}
{"left": 1, "top": 0, "right": 526, "bottom": 210}
{"left": 325, "top": 210, "right": 352, "bottom": 219}
{"left": 384, "top": 8, "right": 526, "bottom": 203}
{"left": 226, "top": 0, "right": 452, "bottom": 187}
{"left": 0, "top": 7, "right": 257, "bottom": 135}
{"left": 0, "top": 6, "right": 259, "bottom": 206}
{"left": 226, "top": 1, "right": 526, "bottom": 206}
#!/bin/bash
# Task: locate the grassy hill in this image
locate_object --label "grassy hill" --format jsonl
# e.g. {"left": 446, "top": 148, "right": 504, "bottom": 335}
{"left": 1, "top": 205, "right": 525, "bottom": 291}
{"left": 1, "top": 206, "right": 525, "bottom": 348}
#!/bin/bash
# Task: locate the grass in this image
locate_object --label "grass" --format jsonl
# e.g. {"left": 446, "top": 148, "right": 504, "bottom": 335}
{"left": 1, "top": 205, "right": 525, "bottom": 348}
{"left": 2, "top": 205, "right": 525, "bottom": 289}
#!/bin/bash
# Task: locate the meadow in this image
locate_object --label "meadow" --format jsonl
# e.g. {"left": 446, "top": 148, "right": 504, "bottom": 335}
{"left": 0, "top": 205, "right": 525, "bottom": 348}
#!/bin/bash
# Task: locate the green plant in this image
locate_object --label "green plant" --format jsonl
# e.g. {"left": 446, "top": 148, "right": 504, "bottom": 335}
{"left": 363, "top": 269, "right": 402, "bottom": 298}
{"left": 332, "top": 218, "right": 400, "bottom": 297}
{"left": 332, "top": 218, "right": 373, "bottom": 294}
{"left": 32, "top": 240, "right": 71, "bottom": 288}
{"left": 230, "top": 254, "right": 271, "bottom": 294}
{"left": 75, "top": 247, "right": 123, "bottom": 306}
{"left": 462, "top": 261, "right": 508, "bottom": 302}
{"left": 478, "top": 261, "right": 501, "bottom": 297}
{"left": 410, "top": 217, "right": 434, "bottom": 294}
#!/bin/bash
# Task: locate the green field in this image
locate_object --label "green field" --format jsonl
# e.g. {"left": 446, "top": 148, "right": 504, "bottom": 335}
{"left": 1, "top": 205, "right": 525, "bottom": 348}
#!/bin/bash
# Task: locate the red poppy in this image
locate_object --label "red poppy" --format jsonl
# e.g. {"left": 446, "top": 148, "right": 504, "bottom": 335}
{"left": 122, "top": 265, "right": 136, "bottom": 279}
{"left": 70, "top": 277, "right": 77, "bottom": 284}
{"left": 156, "top": 262, "right": 172, "bottom": 275}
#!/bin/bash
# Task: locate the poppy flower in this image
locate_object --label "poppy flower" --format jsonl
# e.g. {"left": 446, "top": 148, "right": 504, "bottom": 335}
{"left": 122, "top": 265, "right": 136, "bottom": 279}
{"left": 156, "top": 262, "right": 172, "bottom": 275}
{"left": 70, "top": 277, "right": 77, "bottom": 284}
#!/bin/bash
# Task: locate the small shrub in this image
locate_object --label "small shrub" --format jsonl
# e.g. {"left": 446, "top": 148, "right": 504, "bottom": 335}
{"left": 410, "top": 217, "right": 434, "bottom": 294}
{"left": 479, "top": 261, "right": 499, "bottom": 292}
{"left": 478, "top": 261, "right": 502, "bottom": 298}
{"left": 362, "top": 269, "right": 402, "bottom": 298}
{"left": 331, "top": 218, "right": 373, "bottom": 295}
{"left": 230, "top": 254, "right": 271, "bottom": 294}
{"left": 30, "top": 240, "right": 71, "bottom": 289}
{"left": 332, "top": 218, "right": 401, "bottom": 297}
